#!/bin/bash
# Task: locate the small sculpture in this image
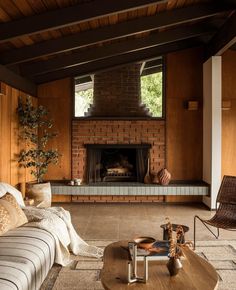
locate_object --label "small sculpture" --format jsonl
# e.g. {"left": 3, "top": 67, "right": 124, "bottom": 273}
{"left": 165, "top": 218, "right": 183, "bottom": 276}
{"left": 127, "top": 242, "right": 148, "bottom": 284}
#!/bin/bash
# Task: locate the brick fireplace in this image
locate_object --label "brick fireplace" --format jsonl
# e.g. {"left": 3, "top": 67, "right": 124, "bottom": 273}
{"left": 72, "top": 120, "right": 165, "bottom": 182}
{"left": 72, "top": 63, "right": 165, "bottom": 183}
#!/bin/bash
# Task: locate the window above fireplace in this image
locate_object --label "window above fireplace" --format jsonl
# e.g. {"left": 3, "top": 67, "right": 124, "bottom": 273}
{"left": 74, "top": 59, "right": 164, "bottom": 118}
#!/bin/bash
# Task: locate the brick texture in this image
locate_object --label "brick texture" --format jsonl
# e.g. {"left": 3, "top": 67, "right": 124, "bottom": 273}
{"left": 71, "top": 195, "right": 165, "bottom": 203}
{"left": 72, "top": 120, "right": 165, "bottom": 181}
{"left": 86, "top": 64, "right": 150, "bottom": 117}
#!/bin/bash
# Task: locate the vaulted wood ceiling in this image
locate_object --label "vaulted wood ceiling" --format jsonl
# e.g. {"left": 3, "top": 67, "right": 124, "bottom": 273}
{"left": 0, "top": 0, "right": 235, "bottom": 95}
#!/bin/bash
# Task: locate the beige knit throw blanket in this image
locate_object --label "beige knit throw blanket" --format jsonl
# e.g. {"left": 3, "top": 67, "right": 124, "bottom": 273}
{"left": 23, "top": 206, "right": 104, "bottom": 266}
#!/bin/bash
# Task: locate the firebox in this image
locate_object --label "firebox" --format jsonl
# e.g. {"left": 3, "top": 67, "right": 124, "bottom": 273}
{"left": 86, "top": 144, "right": 151, "bottom": 183}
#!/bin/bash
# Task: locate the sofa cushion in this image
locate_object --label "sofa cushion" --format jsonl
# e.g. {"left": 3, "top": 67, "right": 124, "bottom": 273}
{"left": 0, "top": 226, "right": 56, "bottom": 290}
{"left": 0, "top": 193, "right": 28, "bottom": 235}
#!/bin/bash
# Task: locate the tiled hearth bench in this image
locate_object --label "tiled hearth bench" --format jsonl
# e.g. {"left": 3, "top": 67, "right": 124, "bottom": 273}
{"left": 51, "top": 182, "right": 209, "bottom": 203}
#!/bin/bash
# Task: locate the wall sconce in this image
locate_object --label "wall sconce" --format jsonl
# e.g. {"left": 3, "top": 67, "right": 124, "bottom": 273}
{"left": 222, "top": 100, "right": 231, "bottom": 111}
{"left": 186, "top": 100, "right": 199, "bottom": 111}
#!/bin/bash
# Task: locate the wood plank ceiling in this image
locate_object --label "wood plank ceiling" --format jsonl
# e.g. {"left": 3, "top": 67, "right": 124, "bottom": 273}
{"left": 0, "top": 0, "right": 235, "bottom": 91}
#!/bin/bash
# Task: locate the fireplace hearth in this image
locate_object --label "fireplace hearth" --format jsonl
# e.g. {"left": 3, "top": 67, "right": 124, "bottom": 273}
{"left": 86, "top": 144, "right": 151, "bottom": 183}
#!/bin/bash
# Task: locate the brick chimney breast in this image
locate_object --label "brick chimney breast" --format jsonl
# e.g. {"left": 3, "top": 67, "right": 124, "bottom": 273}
{"left": 86, "top": 64, "right": 150, "bottom": 117}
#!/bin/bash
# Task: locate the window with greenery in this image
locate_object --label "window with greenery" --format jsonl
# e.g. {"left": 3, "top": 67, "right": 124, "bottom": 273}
{"left": 141, "top": 71, "right": 163, "bottom": 118}
{"left": 74, "top": 60, "right": 164, "bottom": 118}
{"left": 74, "top": 79, "right": 93, "bottom": 117}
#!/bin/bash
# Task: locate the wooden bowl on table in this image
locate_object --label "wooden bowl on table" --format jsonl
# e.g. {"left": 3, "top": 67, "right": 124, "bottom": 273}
{"left": 133, "top": 237, "right": 156, "bottom": 250}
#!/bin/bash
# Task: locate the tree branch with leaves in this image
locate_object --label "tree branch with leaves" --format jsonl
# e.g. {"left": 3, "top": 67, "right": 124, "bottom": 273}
{"left": 18, "top": 96, "right": 60, "bottom": 183}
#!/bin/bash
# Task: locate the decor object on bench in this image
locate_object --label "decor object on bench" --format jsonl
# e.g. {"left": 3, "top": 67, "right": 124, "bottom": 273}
{"left": 17, "top": 96, "right": 60, "bottom": 207}
{"left": 157, "top": 168, "right": 171, "bottom": 185}
{"left": 144, "top": 157, "right": 152, "bottom": 184}
{"left": 194, "top": 175, "right": 236, "bottom": 249}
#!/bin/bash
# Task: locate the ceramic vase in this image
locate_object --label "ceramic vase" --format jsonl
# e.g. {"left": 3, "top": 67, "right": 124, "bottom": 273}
{"left": 157, "top": 168, "right": 171, "bottom": 185}
{"left": 166, "top": 257, "right": 183, "bottom": 276}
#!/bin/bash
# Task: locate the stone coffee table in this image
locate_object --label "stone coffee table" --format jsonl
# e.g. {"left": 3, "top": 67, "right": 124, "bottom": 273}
{"left": 101, "top": 241, "right": 219, "bottom": 290}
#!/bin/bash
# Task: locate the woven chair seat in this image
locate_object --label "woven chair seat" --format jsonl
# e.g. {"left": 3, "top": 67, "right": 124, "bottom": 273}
{"left": 204, "top": 216, "right": 236, "bottom": 229}
{"left": 194, "top": 176, "right": 236, "bottom": 249}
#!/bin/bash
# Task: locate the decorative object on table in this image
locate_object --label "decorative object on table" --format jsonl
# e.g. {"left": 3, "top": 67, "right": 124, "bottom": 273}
{"left": 160, "top": 223, "right": 189, "bottom": 244}
{"left": 133, "top": 237, "right": 156, "bottom": 250}
{"left": 127, "top": 242, "right": 148, "bottom": 284}
{"left": 130, "top": 238, "right": 170, "bottom": 261}
{"left": 157, "top": 168, "right": 171, "bottom": 185}
{"left": 144, "top": 157, "right": 152, "bottom": 184}
{"left": 17, "top": 96, "right": 60, "bottom": 208}
{"left": 165, "top": 218, "right": 183, "bottom": 276}
{"left": 166, "top": 256, "right": 183, "bottom": 276}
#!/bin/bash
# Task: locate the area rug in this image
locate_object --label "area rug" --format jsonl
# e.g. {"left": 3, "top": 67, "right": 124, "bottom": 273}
{"left": 40, "top": 239, "right": 236, "bottom": 290}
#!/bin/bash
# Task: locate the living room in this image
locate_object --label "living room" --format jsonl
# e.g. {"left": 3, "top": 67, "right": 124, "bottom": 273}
{"left": 0, "top": 1, "right": 236, "bottom": 289}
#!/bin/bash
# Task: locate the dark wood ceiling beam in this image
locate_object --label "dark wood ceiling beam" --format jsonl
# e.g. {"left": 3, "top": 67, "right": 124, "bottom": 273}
{"left": 0, "top": 0, "right": 168, "bottom": 43}
{"left": 206, "top": 11, "right": 236, "bottom": 58}
{"left": 0, "top": 64, "right": 37, "bottom": 96}
{"left": 34, "top": 39, "right": 202, "bottom": 84}
{"left": 1, "top": 3, "right": 232, "bottom": 65}
{"left": 20, "top": 24, "right": 215, "bottom": 77}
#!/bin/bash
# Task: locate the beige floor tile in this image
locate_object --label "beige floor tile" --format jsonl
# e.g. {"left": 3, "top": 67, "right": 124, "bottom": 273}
{"left": 54, "top": 203, "right": 236, "bottom": 242}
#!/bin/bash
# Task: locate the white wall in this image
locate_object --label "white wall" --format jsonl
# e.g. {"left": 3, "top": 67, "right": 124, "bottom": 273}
{"left": 203, "top": 56, "right": 222, "bottom": 209}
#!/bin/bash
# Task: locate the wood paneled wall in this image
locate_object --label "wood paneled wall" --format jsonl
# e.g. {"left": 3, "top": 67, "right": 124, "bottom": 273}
{"left": 166, "top": 47, "right": 203, "bottom": 180}
{"left": 222, "top": 49, "right": 236, "bottom": 177}
{"left": 37, "top": 78, "right": 72, "bottom": 180}
{"left": 35, "top": 48, "right": 236, "bottom": 182}
{"left": 0, "top": 82, "right": 36, "bottom": 187}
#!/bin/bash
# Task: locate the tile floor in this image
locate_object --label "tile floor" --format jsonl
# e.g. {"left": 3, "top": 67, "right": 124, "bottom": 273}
{"left": 55, "top": 202, "right": 236, "bottom": 243}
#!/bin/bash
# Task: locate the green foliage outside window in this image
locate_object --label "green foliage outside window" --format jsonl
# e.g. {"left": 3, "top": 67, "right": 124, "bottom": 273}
{"left": 74, "top": 71, "right": 163, "bottom": 117}
{"left": 141, "top": 72, "right": 163, "bottom": 117}
{"left": 75, "top": 88, "right": 93, "bottom": 117}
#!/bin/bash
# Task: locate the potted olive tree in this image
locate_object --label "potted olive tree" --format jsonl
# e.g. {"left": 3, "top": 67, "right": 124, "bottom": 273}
{"left": 18, "top": 96, "right": 60, "bottom": 207}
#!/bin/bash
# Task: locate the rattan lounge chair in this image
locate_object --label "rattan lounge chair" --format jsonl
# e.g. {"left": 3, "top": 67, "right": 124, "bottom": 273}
{"left": 194, "top": 175, "right": 236, "bottom": 249}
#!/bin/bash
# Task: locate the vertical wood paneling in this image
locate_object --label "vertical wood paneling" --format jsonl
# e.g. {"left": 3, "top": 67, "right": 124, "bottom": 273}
{"left": 0, "top": 89, "right": 11, "bottom": 182}
{"left": 37, "top": 78, "right": 72, "bottom": 180}
{"left": 0, "top": 82, "right": 36, "bottom": 186}
{"left": 222, "top": 49, "right": 236, "bottom": 177}
{"left": 10, "top": 88, "right": 19, "bottom": 186}
{"left": 166, "top": 47, "right": 203, "bottom": 180}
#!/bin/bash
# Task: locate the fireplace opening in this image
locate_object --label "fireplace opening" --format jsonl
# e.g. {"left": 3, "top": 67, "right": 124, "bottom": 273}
{"left": 86, "top": 144, "right": 150, "bottom": 183}
{"left": 101, "top": 148, "right": 136, "bottom": 182}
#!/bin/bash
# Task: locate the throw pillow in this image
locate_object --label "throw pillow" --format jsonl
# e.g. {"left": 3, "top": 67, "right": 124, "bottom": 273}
{"left": 0, "top": 193, "right": 28, "bottom": 235}
{"left": 0, "top": 182, "right": 25, "bottom": 207}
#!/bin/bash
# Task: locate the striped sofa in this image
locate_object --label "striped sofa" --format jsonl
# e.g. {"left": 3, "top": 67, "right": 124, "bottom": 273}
{"left": 0, "top": 226, "right": 55, "bottom": 290}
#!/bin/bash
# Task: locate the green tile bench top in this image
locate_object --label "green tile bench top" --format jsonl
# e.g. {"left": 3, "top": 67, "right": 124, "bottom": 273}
{"left": 51, "top": 181, "right": 209, "bottom": 196}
